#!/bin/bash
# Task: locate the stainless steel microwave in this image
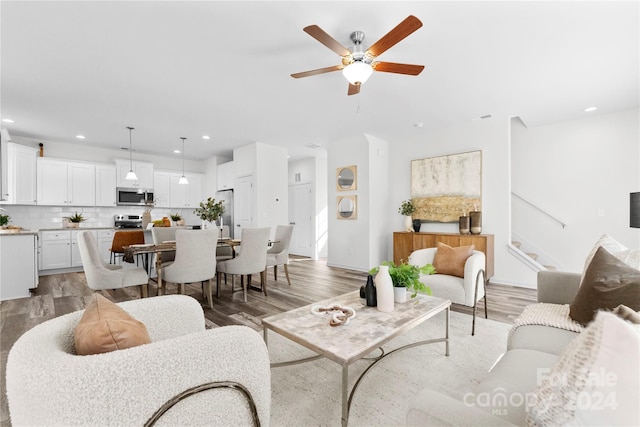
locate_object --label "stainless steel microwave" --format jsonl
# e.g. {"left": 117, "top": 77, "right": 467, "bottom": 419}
{"left": 116, "top": 187, "right": 154, "bottom": 206}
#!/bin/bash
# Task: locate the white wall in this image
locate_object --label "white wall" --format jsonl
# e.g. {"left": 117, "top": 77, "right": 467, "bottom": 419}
{"left": 256, "top": 142, "right": 288, "bottom": 228}
{"left": 512, "top": 109, "right": 640, "bottom": 272}
{"left": 366, "top": 134, "right": 390, "bottom": 266}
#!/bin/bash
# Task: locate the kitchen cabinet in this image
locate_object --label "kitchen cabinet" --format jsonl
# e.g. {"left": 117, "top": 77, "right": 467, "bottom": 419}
{"left": 2, "top": 143, "right": 37, "bottom": 205}
{"left": 40, "top": 229, "right": 97, "bottom": 270}
{"left": 155, "top": 170, "right": 204, "bottom": 208}
{"left": 153, "top": 171, "right": 172, "bottom": 208}
{"left": 170, "top": 172, "right": 204, "bottom": 208}
{"left": 37, "top": 158, "right": 96, "bottom": 206}
{"left": 217, "top": 161, "right": 235, "bottom": 190}
{"left": 116, "top": 159, "right": 154, "bottom": 189}
{"left": 97, "top": 229, "right": 115, "bottom": 263}
{"left": 95, "top": 163, "right": 117, "bottom": 207}
{"left": 393, "top": 231, "right": 495, "bottom": 279}
{"left": 0, "top": 233, "right": 38, "bottom": 300}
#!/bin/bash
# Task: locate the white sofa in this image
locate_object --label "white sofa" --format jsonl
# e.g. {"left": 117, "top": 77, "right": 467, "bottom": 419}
{"left": 406, "top": 271, "right": 640, "bottom": 426}
{"left": 6, "top": 294, "right": 271, "bottom": 426}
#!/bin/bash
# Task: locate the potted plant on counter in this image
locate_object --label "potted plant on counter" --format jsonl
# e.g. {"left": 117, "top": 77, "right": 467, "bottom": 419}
{"left": 0, "top": 208, "right": 10, "bottom": 228}
{"left": 170, "top": 213, "right": 185, "bottom": 226}
{"left": 370, "top": 260, "right": 434, "bottom": 303}
{"left": 65, "top": 212, "right": 86, "bottom": 228}
{"left": 194, "top": 197, "right": 225, "bottom": 229}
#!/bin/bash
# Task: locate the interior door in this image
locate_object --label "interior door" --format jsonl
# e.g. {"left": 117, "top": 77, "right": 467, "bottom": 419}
{"left": 235, "top": 174, "right": 254, "bottom": 239}
{"left": 289, "top": 183, "right": 312, "bottom": 257}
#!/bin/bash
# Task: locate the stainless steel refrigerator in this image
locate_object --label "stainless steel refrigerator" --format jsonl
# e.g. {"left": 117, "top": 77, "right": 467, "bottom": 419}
{"left": 215, "top": 190, "right": 234, "bottom": 239}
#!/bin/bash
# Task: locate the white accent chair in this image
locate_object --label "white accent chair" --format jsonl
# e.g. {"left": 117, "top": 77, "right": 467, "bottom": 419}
{"left": 217, "top": 227, "right": 270, "bottom": 302}
{"left": 6, "top": 295, "right": 271, "bottom": 426}
{"left": 157, "top": 229, "right": 217, "bottom": 308}
{"left": 77, "top": 230, "right": 149, "bottom": 298}
{"left": 265, "top": 225, "right": 294, "bottom": 286}
{"left": 409, "top": 247, "right": 487, "bottom": 335}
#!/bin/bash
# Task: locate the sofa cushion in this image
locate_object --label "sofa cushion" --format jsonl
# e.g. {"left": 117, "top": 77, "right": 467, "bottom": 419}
{"left": 527, "top": 310, "right": 640, "bottom": 426}
{"left": 74, "top": 294, "right": 151, "bottom": 355}
{"left": 583, "top": 234, "right": 640, "bottom": 273}
{"left": 432, "top": 242, "right": 474, "bottom": 278}
{"left": 570, "top": 247, "right": 640, "bottom": 325}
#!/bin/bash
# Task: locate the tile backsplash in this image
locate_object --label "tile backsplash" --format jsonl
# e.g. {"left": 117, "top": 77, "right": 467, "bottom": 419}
{"left": 1, "top": 205, "right": 202, "bottom": 230}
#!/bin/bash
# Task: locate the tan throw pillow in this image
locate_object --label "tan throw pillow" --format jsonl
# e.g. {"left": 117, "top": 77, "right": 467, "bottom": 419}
{"left": 432, "top": 242, "right": 475, "bottom": 278}
{"left": 569, "top": 246, "right": 640, "bottom": 326}
{"left": 74, "top": 294, "right": 151, "bottom": 355}
{"left": 612, "top": 304, "right": 640, "bottom": 324}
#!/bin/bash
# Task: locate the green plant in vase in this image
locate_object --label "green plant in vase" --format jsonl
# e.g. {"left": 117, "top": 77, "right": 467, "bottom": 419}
{"left": 369, "top": 260, "right": 434, "bottom": 298}
{"left": 194, "top": 197, "right": 225, "bottom": 228}
{"left": 170, "top": 212, "right": 185, "bottom": 226}
{"left": 399, "top": 199, "right": 418, "bottom": 232}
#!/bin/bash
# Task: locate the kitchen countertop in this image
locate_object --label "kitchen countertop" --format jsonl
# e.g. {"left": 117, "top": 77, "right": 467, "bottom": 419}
{"left": 0, "top": 229, "right": 39, "bottom": 236}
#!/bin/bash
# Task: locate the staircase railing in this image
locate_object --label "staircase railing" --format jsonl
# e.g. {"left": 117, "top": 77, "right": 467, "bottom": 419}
{"left": 511, "top": 191, "right": 568, "bottom": 229}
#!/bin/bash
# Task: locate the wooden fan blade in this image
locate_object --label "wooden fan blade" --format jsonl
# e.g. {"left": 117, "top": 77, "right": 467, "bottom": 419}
{"left": 303, "top": 25, "right": 351, "bottom": 57}
{"left": 291, "top": 65, "right": 343, "bottom": 79}
{"left": 348, "top": 83, "right": 361, "bottom": 96}
{"left": 367, "top": 15, "right": 423, "bottom": 57}
{"left": 372, "top": 61, "right": 425, "bottom": 76}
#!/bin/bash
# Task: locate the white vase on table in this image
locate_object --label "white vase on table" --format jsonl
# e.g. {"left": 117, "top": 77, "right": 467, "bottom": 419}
{"left": 375, "top": 265, "right": 394, "bottom": 312}
{"left": 393, "top": 286, "right": 407, "bottom": 303}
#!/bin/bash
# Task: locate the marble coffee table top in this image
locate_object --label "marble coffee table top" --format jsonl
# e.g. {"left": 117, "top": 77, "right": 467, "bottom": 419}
{"left": 262, "top": 290, "right": 450, "bottom": 365}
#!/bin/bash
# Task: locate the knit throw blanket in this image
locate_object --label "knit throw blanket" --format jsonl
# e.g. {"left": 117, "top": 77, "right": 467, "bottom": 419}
{"left": 509, "top": 303, "right": 585, "bottom": 339}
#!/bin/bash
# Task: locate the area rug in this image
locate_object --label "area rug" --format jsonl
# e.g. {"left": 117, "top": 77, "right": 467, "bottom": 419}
{"left": 267, "top": 310, "right": 511, "bottom": 426}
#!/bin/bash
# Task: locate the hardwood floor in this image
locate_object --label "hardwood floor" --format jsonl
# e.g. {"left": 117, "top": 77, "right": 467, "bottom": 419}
{"left": 0, "top": 257, "right": 536, "bottom": 426}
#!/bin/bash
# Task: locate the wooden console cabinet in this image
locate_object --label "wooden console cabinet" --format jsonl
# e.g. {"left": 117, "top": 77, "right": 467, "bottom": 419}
{"left": 393, "top": 232, "right": 495, "bottom": 279}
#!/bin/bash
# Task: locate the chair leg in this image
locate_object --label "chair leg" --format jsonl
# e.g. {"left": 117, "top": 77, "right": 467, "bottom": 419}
{"left": 157, "top": 267, "right": 164, "bottom": 296}
{"left": 471, "top": 269, "right": 486, "bottom": 336}
{"left": 260, "top": 271, "right": 267, "bottom": 296}
{"left": 284, "top": 264, "right": 291, "bottom": 286}
{"left": 179, "top": 283, "right": 186, "bottom": 295}
{"left": 483, "top": 279, "right": 488, "bottom": 319}
{"left": 243, "top": 276, "right": 248, "bottom": 303}
{"left": 216, "top": 274, "right": 222, "bottom": 298}
{"left": 273, "top": 265, "right": 278, "bottom": 281}
{"left": 206, "top": 278, "right": 214, "bottom": 309}
{"left": 140, "top": 283, "right": 148, "bottom": 298}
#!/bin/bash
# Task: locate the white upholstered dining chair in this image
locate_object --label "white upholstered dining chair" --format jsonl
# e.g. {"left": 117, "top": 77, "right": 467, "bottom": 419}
{"left": 216, "top": 227, "right": 270, "bottom": 302}
{"left": 265, "top": 225, "right": 294, "bottom": 286}
{"left": 157, "top": 229, "right": 218, "bottom": 308}
{"left": 77, "top": 230, "right": 149, "bottom": 297}
{"left": 151, "top": 226, "right": 177, "bottom": 267}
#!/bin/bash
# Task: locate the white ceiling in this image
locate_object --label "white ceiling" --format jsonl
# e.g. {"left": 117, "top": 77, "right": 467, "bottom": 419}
{"left": 1, "top": 1, "right": 638, "bottom": 161}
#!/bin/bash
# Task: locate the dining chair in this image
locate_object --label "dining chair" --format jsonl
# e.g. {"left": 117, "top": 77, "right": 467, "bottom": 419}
{"left": 109, "top": 230, "right": 145, "bottom": 264}
{"left": 216, "top": 227, "right": 270, "bottom": 302}
{"left": 266, "top": 225, "right": 294, "bottom": 286}
{"left": 77, "top": 231, "right": 149, "bottom": 297}
{"left": 157, "top": 229, "right": 218, "bottom": 308}
{"left": 151, "top": 226, "right": 177, "bottom": 268}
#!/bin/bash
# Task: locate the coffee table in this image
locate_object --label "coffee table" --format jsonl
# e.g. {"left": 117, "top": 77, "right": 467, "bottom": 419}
{"left": 262, "top": 290, "right": 451, "bottom": 426}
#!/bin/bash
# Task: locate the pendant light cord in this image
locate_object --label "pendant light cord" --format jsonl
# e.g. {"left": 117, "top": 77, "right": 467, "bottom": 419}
{"left": 127, "top": 126, "right": 134, "bottom": 169}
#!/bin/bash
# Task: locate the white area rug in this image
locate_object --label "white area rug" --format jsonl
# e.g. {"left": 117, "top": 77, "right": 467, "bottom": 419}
{"left": 267, "top": 310, "right": 511, "bottom": 426}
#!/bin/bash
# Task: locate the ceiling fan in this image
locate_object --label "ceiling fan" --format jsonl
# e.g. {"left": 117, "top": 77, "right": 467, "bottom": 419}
{"left": 291, "top": 15, "right": 425, "bottom": 96}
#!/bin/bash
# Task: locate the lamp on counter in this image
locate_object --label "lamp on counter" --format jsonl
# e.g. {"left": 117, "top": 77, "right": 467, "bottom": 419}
{"left": 125, "top": 126, "right": 137, "bottom": 181}
{"left": 178, "top": 137, "right": 188, "bottom": 185}
{"left": 631, "top": 192, "right": 640, "bottom": 228}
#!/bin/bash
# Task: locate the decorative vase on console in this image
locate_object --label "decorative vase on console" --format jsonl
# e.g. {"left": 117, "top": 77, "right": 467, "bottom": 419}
{"left": 412, "top": 219, "right": 421, "bottom": 232}
{"left": 459, "top": 215, "right": 470, "bottom": 235}
{"left": 398, "top": 199, "right": 417, "bottom": 232}
{"left": 470, "top": 210, "right": 482, "bottom": 235}
{"left": 375, "top": 265, "right": 394, "bottom": 312}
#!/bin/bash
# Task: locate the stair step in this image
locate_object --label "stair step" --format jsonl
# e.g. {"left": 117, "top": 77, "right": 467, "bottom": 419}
{"left": 526, "top": 252, "right": 539, "bottom": 260}
{"left": 543, "top": 265, "right": 557, "bottom": 271}
{"left": 512, "top": 241, "right": 522, "bottom": 249}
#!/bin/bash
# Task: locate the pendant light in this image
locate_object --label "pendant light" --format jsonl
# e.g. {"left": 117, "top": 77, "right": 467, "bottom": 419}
{"left": 178, "top": 137, "right": 188, "bottom": 185}
{"left": 125, "top": 126, "right": 138, "bottom": 181}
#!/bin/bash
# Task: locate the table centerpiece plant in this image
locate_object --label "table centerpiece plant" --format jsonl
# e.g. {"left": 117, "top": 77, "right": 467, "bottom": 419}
{"left": 369, "top": 260, "right": 434, "bottom": 301}
{"left": 194, "top": 197, "right": 225, "bottom": 229}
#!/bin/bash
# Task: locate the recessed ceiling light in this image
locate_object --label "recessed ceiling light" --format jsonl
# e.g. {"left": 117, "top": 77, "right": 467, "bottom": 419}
{"left": 413, "top": 122, "right": 424, "bottom": 128}
{"left": 584, "top": 106, "right": 597, "bottom": 112}
{"left": 2, "top": 118, "right": 15, "bottom": 123}
{"left": 76, "top": 135, "right": 86, "bottom": 139}
{"left": 174, "top": 149, "right": 181, "bottom": 154}
{"left": 202, "top": 135, "right": 210, "bottom": 140}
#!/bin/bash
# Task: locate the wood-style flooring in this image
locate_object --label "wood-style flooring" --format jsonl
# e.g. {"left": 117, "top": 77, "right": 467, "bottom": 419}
{"left": 0, "top": 256, "right": 537, "bottom": 426}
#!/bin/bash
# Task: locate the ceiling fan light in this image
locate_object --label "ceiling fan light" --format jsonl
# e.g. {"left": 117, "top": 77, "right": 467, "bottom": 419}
{"left": 178, "top": 175, "right": 189, "bottom": 185}
{"left": 342, "top": 61, "right": 373, "bottom": 85}
{"left": 125, "top": 170, "right": 138, "bottom": 181}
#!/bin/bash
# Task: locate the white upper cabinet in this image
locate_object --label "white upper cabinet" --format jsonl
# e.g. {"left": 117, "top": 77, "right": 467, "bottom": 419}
{"left": 217, "top": 161, "right": 235, "bottom": 190}
{"left": 3, "top": 143, "right": 37, "bottom": 205}
{"left": 153, "top": 171, "right": 172, "bottom": 208}
{"left": 95, "top": 163, "right": 117, "bottom": 207}
{"left": 115, "top": 159, "right": 154, "bottom": 189}
{"left": 37, "top": 158, "right": 96, "bottom": 206}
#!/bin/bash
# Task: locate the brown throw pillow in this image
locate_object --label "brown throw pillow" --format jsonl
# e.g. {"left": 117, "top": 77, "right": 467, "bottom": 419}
{"left": 569, "top": 246, "right": 640, "bottom": 326}
{"left": 432, "top": 242, "right": 475, "bottom": 278}
{"left": 612, "top": 304, "right": 640, "bottom": 324}
{"left": 74, "top": 294, "right": 151, "bottom": 355}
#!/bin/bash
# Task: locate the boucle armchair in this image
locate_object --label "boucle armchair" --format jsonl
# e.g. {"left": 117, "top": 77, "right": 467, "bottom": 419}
{"left": 6, "top": 295, "right": 271, "bottom": 426}
{"left": 409, "top": 247, "right": 487, "bottom": 334}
